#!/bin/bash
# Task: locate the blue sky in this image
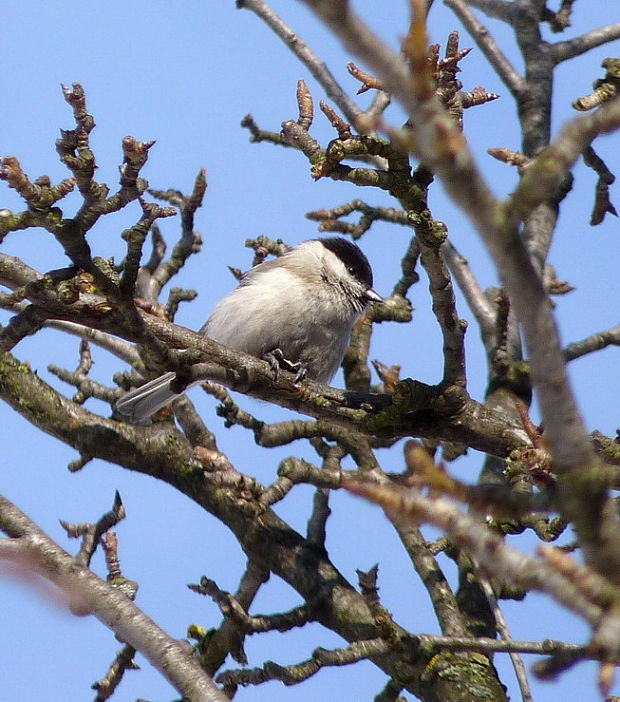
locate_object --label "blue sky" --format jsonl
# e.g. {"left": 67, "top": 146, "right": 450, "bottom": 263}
{"left": 1, "top": 2, "right": 619, "bottom": 700}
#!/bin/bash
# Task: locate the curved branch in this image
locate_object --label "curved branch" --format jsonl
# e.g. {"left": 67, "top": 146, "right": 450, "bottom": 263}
{"left": 443, "top": 241, "right": 496, "bottom": 346}
{"left": 0, "top": 495, "right": 227, "bottom": 702}
{"left": 45, "top": 320, "right": 140, "bottom": 365}
{"left": 415, "top": 224, "right": 467, "bottom": 387}
{"left": 563, "top": 325, "right": 620, "bottom": 362}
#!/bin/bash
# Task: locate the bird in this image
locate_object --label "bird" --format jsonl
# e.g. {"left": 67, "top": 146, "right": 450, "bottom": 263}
{"left": 115, "top": 237, "right": 381, "bottom": 422}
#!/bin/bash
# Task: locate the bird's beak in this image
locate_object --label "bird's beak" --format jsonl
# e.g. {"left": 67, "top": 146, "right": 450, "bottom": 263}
{"left": 364, "top": 288, "right": 383, "bottom": 303}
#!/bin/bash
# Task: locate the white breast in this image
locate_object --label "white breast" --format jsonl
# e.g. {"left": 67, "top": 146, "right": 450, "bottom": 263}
{"left": 202, "top": 265, "right": 359, "bottom": 383}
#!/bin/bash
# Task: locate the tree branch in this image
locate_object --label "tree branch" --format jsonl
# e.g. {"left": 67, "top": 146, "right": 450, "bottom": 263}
{"left": 563, "top": 324, "right": 620, "bottom": 362}
{"left": 345, "top": 479, "right": 603, "bottom": 627}
{"left": 552, "top": 24, "right": 620, "bottom": 64}
{"left": 237, "top": 0, "right": 361, "bottom": 123}
{"left": 445, "top": 0, "right": 526, "bottom": 97}
{"left": 0, "top": 494, "right": 227, "bottom": 702}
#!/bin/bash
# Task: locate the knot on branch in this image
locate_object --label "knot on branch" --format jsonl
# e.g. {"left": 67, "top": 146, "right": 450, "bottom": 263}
{"left": 370, "top": 379, "right": 469, "bottom": 431}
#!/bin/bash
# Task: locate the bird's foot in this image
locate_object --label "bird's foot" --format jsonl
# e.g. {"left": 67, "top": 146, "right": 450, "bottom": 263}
{"left": 263, "top": 349, "right": 307, "bottom": 383}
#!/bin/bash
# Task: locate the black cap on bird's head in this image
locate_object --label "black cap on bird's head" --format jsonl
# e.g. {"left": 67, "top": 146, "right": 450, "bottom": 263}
{"left": 318, "top": 237, "right": 382, "bottom": 303}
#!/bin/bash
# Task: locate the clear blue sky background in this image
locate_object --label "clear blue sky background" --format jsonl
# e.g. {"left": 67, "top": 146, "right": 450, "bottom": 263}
{"left": 1, "top": 2, "right": 619, "bottom": 701}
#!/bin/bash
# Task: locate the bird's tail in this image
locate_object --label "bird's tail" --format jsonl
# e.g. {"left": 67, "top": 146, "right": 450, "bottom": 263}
{"left": 115, "top": 371, "right": 180, "bottom": 423}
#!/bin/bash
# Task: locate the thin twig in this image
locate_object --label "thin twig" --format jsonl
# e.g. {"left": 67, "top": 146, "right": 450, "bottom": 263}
{"left": 445, "top": 0, "right": 525, "bottom": 97}
{"left": 480, "top": 578, "right": 533, "bottom": 702}
{"left": 238, "top": 0, "right": 360, "bottom": 122}
{"left": 563, "top": 324, "right": 620, "bottom": 362}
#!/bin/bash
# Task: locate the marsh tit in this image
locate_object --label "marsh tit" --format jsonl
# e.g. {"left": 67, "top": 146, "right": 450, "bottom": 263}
{"left": 115, "top": 237, "right": 381, "bottom": 422}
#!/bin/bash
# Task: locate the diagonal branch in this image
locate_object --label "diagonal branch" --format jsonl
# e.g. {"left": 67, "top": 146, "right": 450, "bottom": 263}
{"left": 479, "top": 577, "right": 533, "bottom": 702}
{"left": 563, "top": 324, "right": 620, "bottom": 362}
{"left": 297, "top": 0, "right": 620, "bottom": 584}
{"left": 345, "top": 479, "right": 603, "bottom": 627}
{"left": 0, "top": 355, "right": 473, "bottom": 700}
{"left": 552, "top": 24, "right": 620, "bottom": 64}
{"left": 237, "top": 0, "right": 361, "bottom": 123}
{"left": 442, "top": 241, "right": 496, "bottom": 346}
{"left": 0, "top": 494, "right": 227, "bottom": 702}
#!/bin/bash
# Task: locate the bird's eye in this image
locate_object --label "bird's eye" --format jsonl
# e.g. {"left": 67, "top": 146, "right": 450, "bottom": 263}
{"left": 347, "top": 266, "right": 356, "bottom": 276}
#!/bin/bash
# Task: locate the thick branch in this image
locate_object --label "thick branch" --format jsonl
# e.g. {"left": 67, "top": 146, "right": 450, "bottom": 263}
{"left": 297, "top": 0, "right": 620, "bottom": 584}
{"left": 0, "top": 248, "right": 530, "bottom": 455}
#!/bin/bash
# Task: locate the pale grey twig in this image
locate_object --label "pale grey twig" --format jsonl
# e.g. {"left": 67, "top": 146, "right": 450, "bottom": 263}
{"left": 238, "top": 0, "right": 361, "bottom": 123}
{"left": 552, "top": 24, "right": 620, "bottom": 64}
{"left": 0, "top": 494, "right": 228, "bottom": 702}
{"left": 480, "top": 577, "right": 533, "bottom": 702}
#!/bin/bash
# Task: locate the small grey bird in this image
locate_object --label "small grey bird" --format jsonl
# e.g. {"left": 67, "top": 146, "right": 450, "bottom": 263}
{"left": 115, "top": 237, "right": 381, "bottom": 422}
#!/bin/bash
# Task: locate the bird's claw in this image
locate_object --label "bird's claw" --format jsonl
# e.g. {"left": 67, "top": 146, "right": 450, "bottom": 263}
{"left": 263, "top": 348, "right": 307, "bottom": 383}
{"left": 293, "top": 366, "right": 307, "bottom": 383}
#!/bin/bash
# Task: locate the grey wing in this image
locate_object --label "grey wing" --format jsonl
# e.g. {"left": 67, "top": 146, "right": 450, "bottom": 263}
{"left": 200, "top": 280, "right": 285, "bottom": 358}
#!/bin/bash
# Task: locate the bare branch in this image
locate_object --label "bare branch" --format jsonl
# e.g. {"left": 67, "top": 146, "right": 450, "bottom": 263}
{"left": 193, "top": 561, "right": 269, "bottom": 676}
{"left": 144, "top": 169, "right": 207, "bottom": 302}
{"left": 511, "top": 98, "right": 620, "bottom": 222}
{"left": 240, "top": 113, "right": 290, "bottom": 146}
{"left": 0, "top": 157, "right": 75, "bottom": 211}
{"left": 306, "top": 199, "right": 411, "bottom": 239}
{"left": 0, "top": 494, "right": 228, "bottom": 702}
{"left": 345, "top": 479, "right": 603, "bottom": 626}
{"left": 59, "top": 490, "right": 127, "bottom": 568}
{"left": 392, "top": 235, "right": 420, "bottom": 299}
{"left": 582, "top": 145, "right": 618, "bottom": 225}
{"left": 443, "top": 241, "right": 496, "bottom": 345}
{"left": 306, "top": 488, "right": 331, "bottom": 545}
{"left": 413, "top": 634, "right": 584, "bottom": 658}
{"left": 444, "top": 0, "right": 526, "bottom": 97}
{"left": 217, "top": 636, "right": 392, "bottom": 687}
{"left": 552, "top": 25, "right": 620, "bottom": 64}
{"left": 414, "top": 219, "right": 467, "bottom": 387}
{"left": 563, "top": 324, "right": 620, "bottom": 362}
{"left": 189, "top": 575, "right": 313, "bottom": 634}
{"left": 541, "top": 0, "right": 576, "bottom": 34}
{"left": 237, "top": 0, "right": 361, "bottom": 123}
{"left": 120, "top": 200, "right": 177, "bottom": 296}
{"left": 480, "top": 578, "right": 533, "bottom": 702}
{"left": 92, "top": 644, "right": 139, "bottom": 701}
{"left": 46, "top": 321, "right": 140, "bottom": 365}
{"left": 394, "top": 519, "right": 466, "bottom": 637}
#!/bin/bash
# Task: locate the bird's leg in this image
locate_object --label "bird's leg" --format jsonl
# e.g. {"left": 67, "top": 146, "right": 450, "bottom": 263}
{"left": 263, "top": 348, "right": 306, "bottom": 383}
{"left": 293, "top": 365, "right": 307, "bottom": 383}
